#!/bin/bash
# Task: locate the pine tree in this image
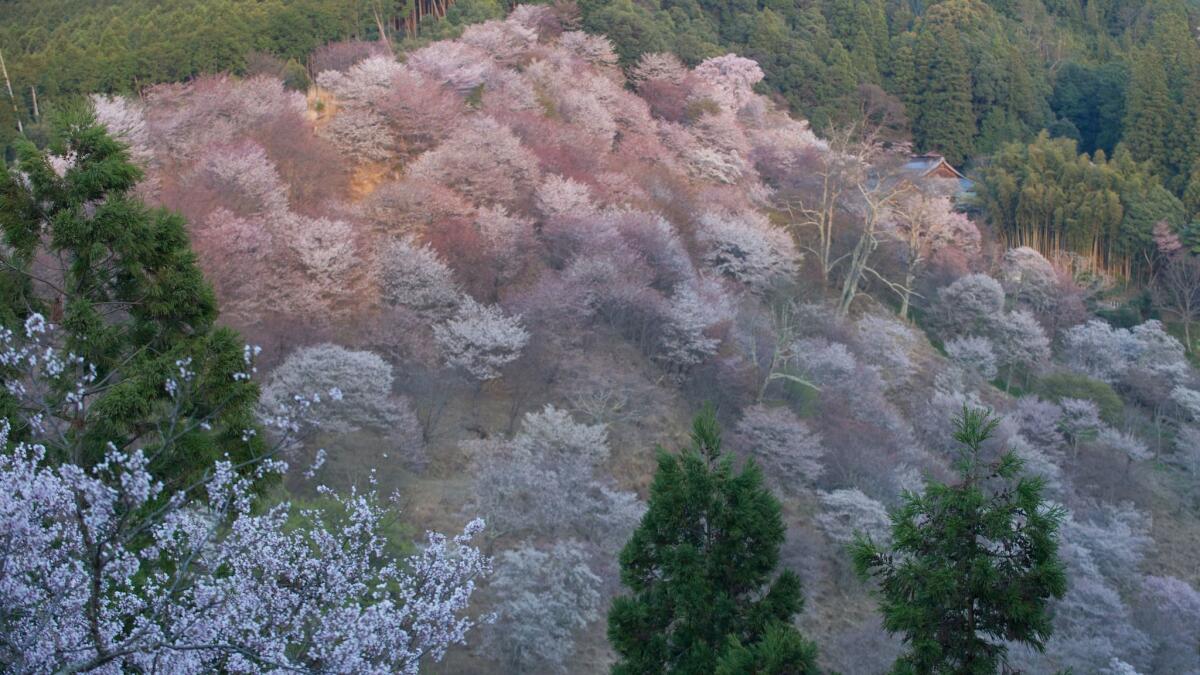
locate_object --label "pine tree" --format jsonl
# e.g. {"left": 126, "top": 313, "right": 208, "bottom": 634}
{"left": 607, "top": 407, "right": 819, "bottom": 675}
{"left": 851, "top": 407, "right": 1067, "bottom": 675}
{"left": 0, "top": 106, "right": 260, "bottom": 487}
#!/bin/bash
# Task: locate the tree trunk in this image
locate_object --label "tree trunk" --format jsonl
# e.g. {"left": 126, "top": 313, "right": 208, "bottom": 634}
{"left": 899, "top": 270, "right": 915, "bottom": 320}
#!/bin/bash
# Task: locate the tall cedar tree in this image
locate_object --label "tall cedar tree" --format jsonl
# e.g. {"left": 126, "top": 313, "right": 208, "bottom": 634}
{"left": 0, "top": 107, "right": 260, "bottom": 487}
{"left": 851, "top": 407, "right": 1067, "bottom": 674}
{"left": 912, "top": 22, "right": 974, "bottom": 166}
{"left": 607, "top": 407, "right": 819, "bottom": 674}
{"left": 1123, "top": 47, "right": 1172, "bottom": 179}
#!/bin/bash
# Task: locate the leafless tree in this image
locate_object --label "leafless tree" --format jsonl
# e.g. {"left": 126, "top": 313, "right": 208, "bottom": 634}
{"left": 1155, "top": 253, "right": 1200, "bottom": 352}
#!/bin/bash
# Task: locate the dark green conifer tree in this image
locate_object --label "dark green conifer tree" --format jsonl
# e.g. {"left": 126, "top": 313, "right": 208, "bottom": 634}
{"left": 607, "top": 407, "right": 819, "bottom": 675}
{"left": 1184, "top": 157, "right": 1200, "bottom": 221}
{"left": 1123, "top": 48, "right": 1172, "bottom": 177}
{"left": 0, "top": 107, "right": 260, "bottom": 487}
{"left": 888, "top": 32, "right": 918, "bottom": 111}
{"left": 851, "top": 407, "right": 1067, "bottom": 675}
{"left": 912, "top": 20, "right": 974, "bottom": 165}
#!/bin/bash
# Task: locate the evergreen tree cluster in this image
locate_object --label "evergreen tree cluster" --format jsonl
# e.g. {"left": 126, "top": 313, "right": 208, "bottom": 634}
{"left": 609, "top": 406, "right": 1066, "bottom": 674}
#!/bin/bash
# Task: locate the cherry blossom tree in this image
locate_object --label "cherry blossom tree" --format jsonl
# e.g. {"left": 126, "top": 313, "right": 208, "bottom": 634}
{"left": 1096, "top": 428, "right": 1153, "bottom": 464}
{"left": 1012, "top": 397, "right": 1065, "bottom": 453}
{"left": 507, "top": 4, "right": 563, "bottom": 39}
{"left": 729, "top": 404, "right": 825, "bottom": 489}
{"left": 0, "top": 437, "right": 490, "bottom": 674}
{"left": 357, "top": 178, "right": 475, "bottom": 235}
{"left": 376, "top": 69, "right": 464, "bottom": 155}
{"left": 992, "top": 309, "right": 1051, "bottom": 390}
{"left": 320, "top": 107, "right": 396, "bottom": 161}
{"left": 696, "top": 210, "right": 799, "bottom": 294}
{"left": 91, "top": 93, "right": 154, "bottom": 166}
{"left": 484, "top": 539, "right": 603, "bottom": 673}
{"left": 407, "top": 116, "right": 540, "bottom": 208}
{"left": 405, "top": 41, "right": 495, "bottom": 93}
{"left": 378, "top": 237, "right": 461, "bottom": 318}
{"left": 793, "top": 338, "right": 858, "bottom": 389}
{"left": 657, "top": 112, "right": 752, "bottom": 185}
{"left": 317, "top": 55, "right": 405, "bottom": 107}
{"left": 1024, "top": 534, "right": 1150, "bottom": 674}
{"left": 1060, "top": 319, "right": 1189, "bottom": 391}
{"left": 632, "top": 53, "right": 688, "bottom": 88}
{"left": 1057, "top": 398, "right": 1103, "bottom": 458}
{"left": 692, "top": 54, "right": 764, "bottom": 113}
{"left": 433, "top": 297, "right": 530, "bottom": 381}
{"left": 0, "top": 316, "right": 489, "bottom": 673}
{"left": 143, "top": 75, "right": 305, "bottom": 158}
{"left": 1133, "top": 575, "right": 1200, "bottom": 673}
{"left": 536, "top": 174, "right": 599, "bottom": 220}
{"left": 886, "top": 193, "right": 981, "bottom": 318}
{"left": 855, "top": 314, "right": 919, "bottom": 387}
{"left": 261, "top": 343, "right": 424, "bottom": 466}
{"left": 945, "top": 336, "right": 999, "bottom": 381}
{"left": 317, "top": 57, "right": 463, "bottom": 160}
{"left": 191, "top": 139, "right": 289, "bottom": 215}
{"left": 286, "top": 213, "right": 358, "bottom": 290}
{"left": 460, "top": 20, "right": 539, "bottom": 65}
{"left": 658, "top": 276, "right": 734, "bottom": 370}
{"left": 469, "top": 406, "right": 642, "bottom": 545}
{"left": 816, "top": 488, "right": 892, "bottom": 545}
{"left": 474, "top": 206, "right": 535, "bottom": 285}
{"left": 1174, "top": 422, "right": 1200, "bottom": 471}
{"left": 931, "top": 273, "right": 1006, "bottom": 340}
{"left": 610, "top": 210, "right": 693, "bottom": 292}
{"left": 557, "top": 31, "right": 620, "bottom": 68}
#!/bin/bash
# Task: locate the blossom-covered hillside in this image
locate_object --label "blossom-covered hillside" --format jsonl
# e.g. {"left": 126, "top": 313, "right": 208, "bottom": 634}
{"left": 70, "top": 5, "right": 1200, "bottom": 673}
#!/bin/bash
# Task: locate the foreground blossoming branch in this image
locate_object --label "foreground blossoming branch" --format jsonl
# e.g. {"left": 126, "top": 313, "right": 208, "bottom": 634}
{"left": 0, "top": 316, "right": 491, "bottom": 673}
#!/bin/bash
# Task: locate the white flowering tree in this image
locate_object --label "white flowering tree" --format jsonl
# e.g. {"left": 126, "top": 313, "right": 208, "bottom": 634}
{"left": 730, "top": 404, "right": 826, "bottom": 489}
{"left": 816, "top": 488, "right": 892, "bottom": 545}
{"left": 378, "top": 237, "right": 461, "bottom": 318}
{"left": 886, "top": 193, "right": 981, "bottom": 319}
{"left": 692, "top": 54, "right": 764, "bottom": 113}
{"left": 433, "top": 297, "right": 530, "bottom": 382}
{"left": 931, "top": 273, "right": 1006, "bottom": 339}
{"left": 696, "top": 211, "right": 799, "bottom": 294}
{"left": 992, "top": 309, "right": 1051, "bottom": 390}
{"left": 945, "top": 336, "right": 999, "bottom": 381}
{"left": 470, "top": 406, "right": 642, "bottom": 546}
{"left": 484, "top": 540, "right": 603, "bottom": 673}
{"left": 261, "top": 343, "right": 424, "bottom": 467}
{"left": 407, "top": 116, "right": 540, "bottom": 207}
{"left": 1057, "top": 398, "right": 1103, "bottom": 459}
{"left": 1061, "top": 319, "right": 1189, "bottom": 388}
{"left": 1133, "top": 575, "right": 1200, "bottom": 673}
{"left": 658, "top": 276, "right": 733, "bottom": 371}
{"left": 0, "top": 316, "right": 491, "bottom": 673}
